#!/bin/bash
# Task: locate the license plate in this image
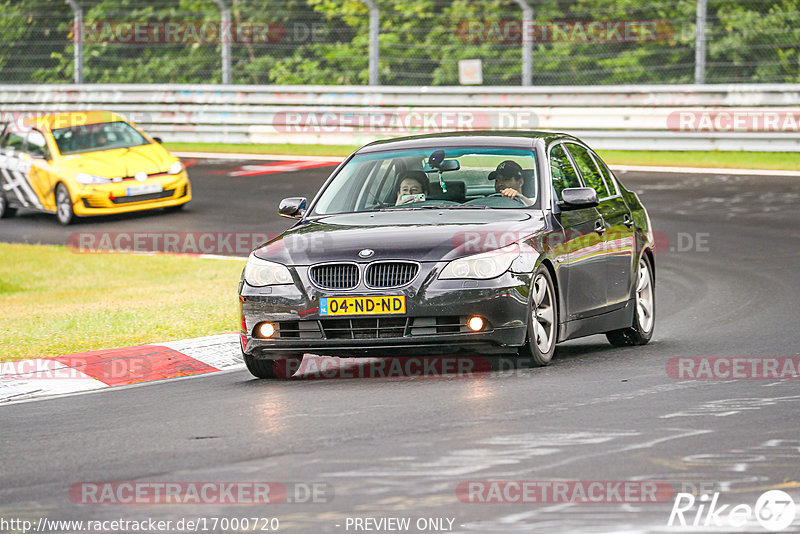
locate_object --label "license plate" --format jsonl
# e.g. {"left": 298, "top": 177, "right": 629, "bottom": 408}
{"left": 126, "top": 183, "right": 162, "bottom": 196}
{"left": 320, "top": 296, "right": 406, "bottom": 316}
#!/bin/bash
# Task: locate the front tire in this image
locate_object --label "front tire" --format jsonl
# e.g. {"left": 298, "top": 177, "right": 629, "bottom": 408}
{"left": 606, "top": 256, "right": 655, "bottom": 346}
{"left": 55, "top": 183, "right": 76, "bottom": 225}
{"left": 0, "top": 195, "right": 16, "bottom": 219}
{"left": 244, "top": 353, "right": 302, "bottom": 379}
{"left": 518, "top": 265, "right": 558, "bottom": 366}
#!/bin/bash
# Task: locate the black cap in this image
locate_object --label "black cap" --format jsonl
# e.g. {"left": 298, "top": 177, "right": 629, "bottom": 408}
{"left": 488, "top": 160, "right": 523, "bottom": 180}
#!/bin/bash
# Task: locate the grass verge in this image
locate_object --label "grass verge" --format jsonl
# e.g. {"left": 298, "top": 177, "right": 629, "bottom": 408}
{"left": 166, "top": 142, "right": 800, "bottom": 171}
{"left": 598, "top": 150, "right": 800, "bottom": 171}
{"left": 0, "top": 243, "right": 244, "bottom": 362}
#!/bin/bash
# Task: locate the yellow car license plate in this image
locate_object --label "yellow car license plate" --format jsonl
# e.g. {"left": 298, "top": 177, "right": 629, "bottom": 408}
{"left": 320, "top": 296, "right": 405, "bottom": 316}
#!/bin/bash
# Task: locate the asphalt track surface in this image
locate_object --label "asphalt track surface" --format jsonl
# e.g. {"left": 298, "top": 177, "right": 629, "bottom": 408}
{"left": 1, "top": 159, "right": 799, "bottom": 533}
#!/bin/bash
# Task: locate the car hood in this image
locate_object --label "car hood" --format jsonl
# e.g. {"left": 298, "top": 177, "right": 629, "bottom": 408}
{"left": 58, "top": 144, "right": 175, "bottom": 178}
{"left": 254, "top": 209, "right": 546, "bottom": 264}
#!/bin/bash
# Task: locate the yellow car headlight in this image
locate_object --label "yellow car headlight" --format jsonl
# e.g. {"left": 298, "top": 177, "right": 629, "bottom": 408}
{"left": 75, "top": 172, "right": 111, "bottom": 185}
{"left": 167, "top": 161, "right": 184, "bottom": 175}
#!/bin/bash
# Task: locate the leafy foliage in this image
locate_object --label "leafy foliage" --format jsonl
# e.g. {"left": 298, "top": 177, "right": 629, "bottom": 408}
{"left": 2, "top": 0, "right": 799, "bottom": 85}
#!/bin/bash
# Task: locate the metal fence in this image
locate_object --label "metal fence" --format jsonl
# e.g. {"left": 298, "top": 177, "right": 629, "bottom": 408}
{"left": 3, "top": 83, "right": 799, "bottom": 151}
{"left": 2, "top": 0, "right": 800, "bottom": 86}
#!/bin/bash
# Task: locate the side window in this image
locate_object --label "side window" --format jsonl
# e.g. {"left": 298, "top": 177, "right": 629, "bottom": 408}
{"left": 2, "top": 129, "right": 26, "bottom": 151}
{"left": 549, "top": 143, "right": 581, "bottom": 201}
{"left": 590, "top": 151, "right": 619, "bottom": 197}
{"left": 566, "top": 143, "right": 610, "bottom": 199}
{"left": 25, "top": 130, "right": 48, "bottom": 158}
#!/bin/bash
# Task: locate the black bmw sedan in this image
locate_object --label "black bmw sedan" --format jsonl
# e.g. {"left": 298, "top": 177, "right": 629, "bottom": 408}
{"left": 238, "top": 131, "right": 655, "bottom": 379}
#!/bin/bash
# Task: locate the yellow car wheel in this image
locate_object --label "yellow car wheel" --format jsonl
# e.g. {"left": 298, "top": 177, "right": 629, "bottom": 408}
{"left": 55, "top": 183, "right": 76, "bottom": 226}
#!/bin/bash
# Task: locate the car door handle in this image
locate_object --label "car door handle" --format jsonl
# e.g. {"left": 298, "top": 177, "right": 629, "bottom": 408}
{"left": 594, "top": 221, "right": 605, "bottom": 234}
{"left": 623, "top": 214, "right": 634, "bottom": 228}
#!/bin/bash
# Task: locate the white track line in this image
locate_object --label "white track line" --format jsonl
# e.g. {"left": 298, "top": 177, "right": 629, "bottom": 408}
{"left": 174, "top": 151, "right": 345, "bottom": 162}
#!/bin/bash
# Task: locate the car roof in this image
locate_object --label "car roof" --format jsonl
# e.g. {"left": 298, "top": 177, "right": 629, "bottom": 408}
{"left": 20, "top": 111, "right": 126, "bottom": 131}
{"left": 355, "top": 130, "right": 581, "bottom": 154}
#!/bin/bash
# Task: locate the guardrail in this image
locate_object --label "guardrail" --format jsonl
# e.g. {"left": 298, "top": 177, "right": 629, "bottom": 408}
{"left": 2, "top": 84, "right": 799, "bottom": 151}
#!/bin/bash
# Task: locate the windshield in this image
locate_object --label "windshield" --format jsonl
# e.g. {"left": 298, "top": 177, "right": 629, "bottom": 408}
{"left": 52, "top": 121, "right": 150, "bottom": 155}
{"left": 311, "top": 147, "right": 538, "bottom": 215}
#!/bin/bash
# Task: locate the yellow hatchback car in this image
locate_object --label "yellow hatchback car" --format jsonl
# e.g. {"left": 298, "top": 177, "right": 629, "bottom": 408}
{"left": 0, "top": 111, "right": 191, "bottom": 224}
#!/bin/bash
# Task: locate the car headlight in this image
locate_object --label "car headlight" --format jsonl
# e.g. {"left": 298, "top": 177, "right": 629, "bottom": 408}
{"left": 167, "top": 161, "right": 184, "bottom": 175}
{"left": 439, "top": 244, "right": 520, "bottom": 280}
{"left": 75, "top": 172, "right": 111, "bottom": 185}
{"left": 244, "top": 253, "right": 294, "bottom": 286}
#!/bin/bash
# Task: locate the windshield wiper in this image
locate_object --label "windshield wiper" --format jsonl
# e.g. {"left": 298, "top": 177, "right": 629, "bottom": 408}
{"left": 377, "top": 204, "right": 489, "bottom": 212}
{"left": 378, "top": 206, "right": 426, "bottom": 211}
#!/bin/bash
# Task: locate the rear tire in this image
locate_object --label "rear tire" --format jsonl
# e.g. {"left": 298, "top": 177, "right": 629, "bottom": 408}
{"left": 606, "top": 256, "right": 655, "bottom": 346}
{"left": 244, "top": 353, "right": 302, "bottom": 379}
{"left": 518, "top": 265, "right": 558, "bottom": 366}
{"left": 0, "top": 195, "right": 16, "bottom": 218}
{"left": 55, "top": 183, "right": 76, "bottom": 226}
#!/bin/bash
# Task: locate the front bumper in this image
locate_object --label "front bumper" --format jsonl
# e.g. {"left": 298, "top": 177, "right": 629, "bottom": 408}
{"left": 72, "top": 173, "right": 191, "bottom": 216}
{"left": 240, "top": 263, "right": 532, "bottom": 359}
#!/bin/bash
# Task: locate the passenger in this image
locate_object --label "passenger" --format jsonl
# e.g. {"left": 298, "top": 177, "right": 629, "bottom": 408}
{"left": 395, "top": 171, "right": 430, "bottom": 206}
{"left": 489, "top": 160, "right": 533, "bottom": 206}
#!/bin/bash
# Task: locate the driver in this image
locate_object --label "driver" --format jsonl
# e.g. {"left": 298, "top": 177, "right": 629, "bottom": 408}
{"left": 489, "top": 160, "right": 533, "bottom": 206}
{"left": 395, "top": 171, "right": 430, "bottom": 206}
{"left": 92, "top": 131, "right": 108, "bottom": 148}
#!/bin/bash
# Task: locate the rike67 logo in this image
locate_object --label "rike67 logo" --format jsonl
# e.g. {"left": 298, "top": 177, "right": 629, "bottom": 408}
{"left": 668, "top": 490, "right": 796, "bottom": 531}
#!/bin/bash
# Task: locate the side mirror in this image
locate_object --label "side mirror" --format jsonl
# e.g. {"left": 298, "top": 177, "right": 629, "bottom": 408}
{"left": 278, "top": 197, "right": 307, "bottom": 219}
{"left": 152, "top": 137, "right": 163, "bottom": 144}
{"left": 558, "top": 187, "right": 599, "bottom": 211}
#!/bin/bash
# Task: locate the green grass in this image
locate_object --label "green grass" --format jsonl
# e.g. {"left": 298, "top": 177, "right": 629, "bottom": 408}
{"left": 0, "top": 243, "right": 245, "bottom": 362}
{"left": 598, "top": 150, "right": 800, "bottom": 171}
{"left": 166, "top": 142, "right": 800, "bottom": 171}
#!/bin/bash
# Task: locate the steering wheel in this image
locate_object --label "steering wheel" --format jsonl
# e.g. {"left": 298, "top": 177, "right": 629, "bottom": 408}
{"left": 487, "top": 192, "right": 526, "bottom": 205}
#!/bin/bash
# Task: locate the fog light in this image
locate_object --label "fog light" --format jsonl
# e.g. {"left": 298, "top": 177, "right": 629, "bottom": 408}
{"left": 255, "top": 322, "right": 276, "bottom": 339}
{"left": 467, "top": 316, "right": 484, "bottom": 332}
